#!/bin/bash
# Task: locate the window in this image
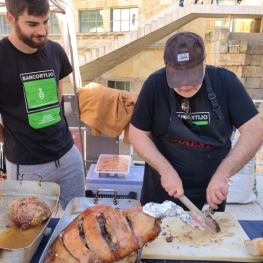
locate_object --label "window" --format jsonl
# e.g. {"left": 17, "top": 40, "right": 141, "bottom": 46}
{"left": 214, "top": 18, "right": 234, "bottom": 32}
{"left": 214, "top": 18, "right": 223, "bottom": 29}
{"left": 108, "top": 81, "right": 130, "bottom": 91}
{"left": 49, "top": 12, "right": 60, "bottom": 34}
{"left": 79, "top": 10, "right": 104, "bottom": 33}
{"left": 0, "top": 15, "right": 12, "bottom": 35}
{"left": 111, "top": 8, "right": 138, "bottom": 32}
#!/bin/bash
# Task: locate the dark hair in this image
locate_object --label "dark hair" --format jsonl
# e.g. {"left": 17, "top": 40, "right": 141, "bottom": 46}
{"left": 5, "top": 0, "right": 49, "bottom": 20}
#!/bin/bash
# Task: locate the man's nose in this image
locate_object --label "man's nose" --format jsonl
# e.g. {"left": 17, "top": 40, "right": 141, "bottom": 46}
{"left": 37, "top": 25, "right": 48, "bottom": 36}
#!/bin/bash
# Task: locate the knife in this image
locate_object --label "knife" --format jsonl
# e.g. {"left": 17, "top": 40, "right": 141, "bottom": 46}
{"left": 178, "top": 195, "right": 217, "bottom": 229}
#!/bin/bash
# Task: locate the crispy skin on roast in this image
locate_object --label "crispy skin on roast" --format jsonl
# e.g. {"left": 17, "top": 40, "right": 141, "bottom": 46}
{"left": 9, "top": 196, "right": 51, "bottom": 230}
{"left": 44, "top": 205, "right": 162, "bottom": 263}
{"left": 189, "top": 210, "right": 220, "bottom": 233}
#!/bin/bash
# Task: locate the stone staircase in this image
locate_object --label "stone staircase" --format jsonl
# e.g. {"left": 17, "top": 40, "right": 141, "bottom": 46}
{"left": 79, "top": 1, "right": 263, "bottom": 83}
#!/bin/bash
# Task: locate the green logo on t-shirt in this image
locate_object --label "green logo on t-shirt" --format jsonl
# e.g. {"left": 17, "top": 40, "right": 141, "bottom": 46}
{"left": 177, "top": 112, "right": 210, "bottom": 125}
{"left": 20, "top": 70, "right": 61, "bottom": 129}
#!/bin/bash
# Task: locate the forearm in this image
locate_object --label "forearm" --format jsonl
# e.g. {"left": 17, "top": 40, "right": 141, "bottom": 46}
{"left": 207, "top": 115, "right": 263, "bottom": 209}
{"left": 214, "top": 115, "right": 263, "bottom": 179}
{"left": 129, "top": 124, "right": 184, "bottom": 197}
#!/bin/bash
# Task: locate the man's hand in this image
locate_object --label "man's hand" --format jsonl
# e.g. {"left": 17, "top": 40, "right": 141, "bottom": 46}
{"left": 160, "top": 168, "right": 184, "bottom": 198}
{"left": 0, "top": 123, "right": 4, "bottom": 143}
{"left": 129, "top": 124, "right": 184, "bottom": 198}
{"left": 206, "top": 174, "right": 229, "bottom": 209}
{"left": 206, "top": 114, "right": 263, "bottom": 209}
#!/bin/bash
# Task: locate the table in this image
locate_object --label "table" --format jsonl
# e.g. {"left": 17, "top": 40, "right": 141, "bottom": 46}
{"left": 31, "top": 219, "right": 263, "bottom": 263}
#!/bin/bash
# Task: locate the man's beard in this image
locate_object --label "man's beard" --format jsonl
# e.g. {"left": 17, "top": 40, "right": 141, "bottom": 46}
{"left": 14, "top": 23, "right": 48, "bottom": 49}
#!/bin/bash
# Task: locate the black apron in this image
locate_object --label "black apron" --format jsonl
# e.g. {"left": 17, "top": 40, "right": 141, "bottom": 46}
{"left": 140, "top": 70, "right": 231, "bottom": 211}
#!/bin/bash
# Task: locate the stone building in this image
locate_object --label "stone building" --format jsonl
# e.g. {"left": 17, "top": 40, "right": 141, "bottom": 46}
{"left": 72, "top": 0, "right": 263, "bottom": 98}
{"left": 1, "top": 0, "right": 263, "bottom": 98}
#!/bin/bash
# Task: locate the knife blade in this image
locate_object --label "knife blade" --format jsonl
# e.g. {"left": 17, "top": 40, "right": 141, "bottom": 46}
{"left": 178, "top": 195, "right": 217, "bottom": 229}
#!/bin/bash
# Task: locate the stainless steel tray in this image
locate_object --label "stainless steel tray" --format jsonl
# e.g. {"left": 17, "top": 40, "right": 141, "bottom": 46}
{"left": 39, "top": 189, "right": 142, "bottom": 263}
{"left": 0, "top": 174, "right": 60, "bottom": 263}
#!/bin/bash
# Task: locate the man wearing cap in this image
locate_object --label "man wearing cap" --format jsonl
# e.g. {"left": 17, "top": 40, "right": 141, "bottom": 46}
{"left": 129, "top": 32, "right": 263, "bottom": 211}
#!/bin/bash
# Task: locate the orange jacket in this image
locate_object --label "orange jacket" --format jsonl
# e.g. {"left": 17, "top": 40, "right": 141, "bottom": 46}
{"left": 78, "top": 82, "right": 138, "bottom": 144}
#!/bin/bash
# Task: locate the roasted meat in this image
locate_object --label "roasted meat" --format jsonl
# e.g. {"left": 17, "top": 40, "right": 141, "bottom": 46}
{"left": 9, "top": 196, "right": 51, "bottom": 230}
{"left": 44, "top": 205, "right": 162, "bottom": 263}
{"left": 189, "top": 210, "right": 220, "bottom": 233}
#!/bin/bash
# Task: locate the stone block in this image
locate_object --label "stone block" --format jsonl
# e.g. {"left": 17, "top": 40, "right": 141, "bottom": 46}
{"left": 245, "top": 55, "right": 262, "bottom": 66}
{"left": 245, "top": 88, "right": 254, "bottom": 98}
{"left": 239, "top": 77, "right": 245, "bottom": 86}
{"left": 245, "top": 78, "right": 261, "bottom": 89}
{"left": 206, "top": 43, "right": 213, "bottom": 54}
{"left": 252, "top": 89, "right": 263, "bottom": 100}
{"left": 256, "top": 67, "right": 263, "bottom": 77}
{"left": 229, "top": 45, "right": 239, "bottom": 54}
{"left": 242, "top": 66, "right": 257, "bottom": 78}
{"left": 214, "top": 54, "right": 227, "bottom": 66}
{"left": 239, "top": 40, "right": 248, "bottom": 53}
{"left": 229, "top": 40, "right": 239, "bottom": 46}
{"left": 216, "top": 28, "right": 230, "bottom": 41}
{"left": 206, "top": 54, "right": 215, "bottom": 65}
{"left": 227, "top": 54, "right": 246, "bottom": 65}
{"left": 218, "top": 40, "right": 228, "bottom": 54}
{"left": 205, "top": 31, "right": 214, "bottom": 44}
{"left": 227, "top": 66, "right": 242, "bottom": 77}
{"left": 247, "top": 43, "right": 263, "bottom": 55}
{"left": 215, "top": 54, "right": 245, "bottom": 66}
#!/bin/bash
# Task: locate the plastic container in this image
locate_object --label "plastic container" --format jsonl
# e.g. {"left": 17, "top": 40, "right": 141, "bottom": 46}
{"left": 94, "top": 154, "right": 131, "bottom": 178}
{"left": 86, "top": 164, "right": 144, "bottom": 200}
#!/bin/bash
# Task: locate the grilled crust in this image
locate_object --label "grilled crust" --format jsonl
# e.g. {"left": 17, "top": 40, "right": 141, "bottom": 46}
{"left": 44, "top": 205, "right": 161, "bottom": 263}
{"left": 44, "top": 234, "right": 78, "bottom": 263}
{"left": 122, "top": 206, "right": 162, "bottom": 246}
{"left": 81, "top": 205, "right": 140, "bottom": 262}
{"left": 244, "top": 238, "right": 263, "bottom": 256}
{"left": 63, "top": 214, "right": 92, "bottom": 261}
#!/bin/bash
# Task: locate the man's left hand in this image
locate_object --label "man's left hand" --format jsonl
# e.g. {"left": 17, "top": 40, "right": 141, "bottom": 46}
{"left": 206, "top": 174, "right": 229, "bottom": 209}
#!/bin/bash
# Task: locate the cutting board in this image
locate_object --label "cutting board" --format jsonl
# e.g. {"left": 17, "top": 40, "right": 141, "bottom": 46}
{"left": 142, "top": 212, "right": 262, "bottom": 262}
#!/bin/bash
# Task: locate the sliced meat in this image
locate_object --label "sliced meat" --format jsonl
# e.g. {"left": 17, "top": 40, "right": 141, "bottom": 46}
{"left": 189, "top": 210, "right": 220, "bottom": 233}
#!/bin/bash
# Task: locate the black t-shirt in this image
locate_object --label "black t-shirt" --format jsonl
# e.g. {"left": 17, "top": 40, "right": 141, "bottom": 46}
{"left": 0, "top": 37, "right": 74, "bottom": 164}
{"left": 131, "top": 65, "right": 258, "bottom": 139}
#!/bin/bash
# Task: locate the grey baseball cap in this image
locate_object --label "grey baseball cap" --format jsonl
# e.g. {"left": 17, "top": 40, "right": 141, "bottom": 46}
{"left": 163, "top": 32, "right": 206, "bottom": 88}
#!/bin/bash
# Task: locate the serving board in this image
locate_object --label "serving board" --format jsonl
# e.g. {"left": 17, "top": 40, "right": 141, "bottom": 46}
{"left": 142, "top": 212, "right": 262, "bottom": 262}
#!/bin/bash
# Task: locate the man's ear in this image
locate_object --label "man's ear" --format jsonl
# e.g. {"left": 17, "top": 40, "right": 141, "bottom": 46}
{"left": 6, "top": 11, "right": 15, "bottom": 26}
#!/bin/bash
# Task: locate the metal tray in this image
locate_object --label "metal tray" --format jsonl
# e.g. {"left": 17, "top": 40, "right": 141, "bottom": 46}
{"left": 0, "top": 174, "right": 60, "bottom": 263}
{"left": 39, "top": 189, "right": 142, "bottom": 263}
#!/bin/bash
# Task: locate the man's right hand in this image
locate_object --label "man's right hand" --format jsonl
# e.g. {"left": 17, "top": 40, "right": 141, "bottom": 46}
{"left": 0, "top": 123, "right": 4, "bottom": 143}
{"left": 129, "top": 124, "right": 184, "bottom": 198}
{"left": 160, "top": 167, "right": 184, "bottom": 198}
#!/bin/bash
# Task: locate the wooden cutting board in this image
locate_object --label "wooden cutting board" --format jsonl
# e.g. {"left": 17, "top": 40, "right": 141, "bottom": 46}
{"left": 142, "top": 212, "right": 262, "bottom": 262}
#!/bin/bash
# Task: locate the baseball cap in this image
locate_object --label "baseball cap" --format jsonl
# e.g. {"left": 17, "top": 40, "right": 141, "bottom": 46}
{"left": 163, "top": 32, "right": 206, "bottom": 88}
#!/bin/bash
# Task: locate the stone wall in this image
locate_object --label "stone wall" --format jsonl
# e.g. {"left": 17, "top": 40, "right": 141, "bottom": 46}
{"left": 205, "top": 28, "right": 263, "bottom": 99}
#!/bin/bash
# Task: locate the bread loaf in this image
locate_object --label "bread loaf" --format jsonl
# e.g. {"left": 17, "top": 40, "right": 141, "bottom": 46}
{"left": 44, "top": 205, "right": 161, "bottom": 263}
{"left": 244, "top": 237, "right": 263, "bottom": 256}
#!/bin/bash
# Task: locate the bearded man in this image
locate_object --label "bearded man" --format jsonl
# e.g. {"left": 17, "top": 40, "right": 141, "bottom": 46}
{"left": 0, "top": 0, "right": 85, "bottom": 210}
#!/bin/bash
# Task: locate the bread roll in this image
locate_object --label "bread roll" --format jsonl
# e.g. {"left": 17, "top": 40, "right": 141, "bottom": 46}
{"left": 244, "top": 237, "right": 263, "bottom": 256}
{"left": 44, "top": 205, "right": 161, "bottom": 263}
